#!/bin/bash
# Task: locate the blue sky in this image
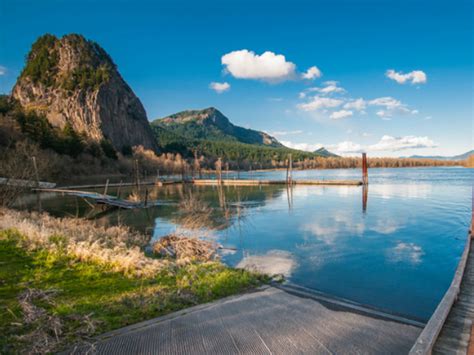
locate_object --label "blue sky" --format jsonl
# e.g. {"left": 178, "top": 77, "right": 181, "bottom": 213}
{"left": 0, "top": 0, "right": 472, "bottom": 157}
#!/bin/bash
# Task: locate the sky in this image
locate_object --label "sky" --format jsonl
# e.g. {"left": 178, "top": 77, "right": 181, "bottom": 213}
{"left": 0, "top": 0, "right": 472, "bottom": 157}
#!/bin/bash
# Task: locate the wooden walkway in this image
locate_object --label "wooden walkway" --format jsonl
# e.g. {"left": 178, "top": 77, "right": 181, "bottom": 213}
{"left": 72, "top": 286, "right": 421, "bottom": 354}
{"left": 192, "top": 179, "right": 363, "bottom": 186}
{"left": 432, "top": 235, "right": 474, "bottom": 354}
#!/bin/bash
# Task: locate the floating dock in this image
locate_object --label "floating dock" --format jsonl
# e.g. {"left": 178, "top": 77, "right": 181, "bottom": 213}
{"left": 191, "top": 179, "right": 363, "bottom": 186}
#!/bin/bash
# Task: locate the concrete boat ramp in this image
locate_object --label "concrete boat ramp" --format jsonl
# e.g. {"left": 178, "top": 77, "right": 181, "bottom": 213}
{"left": 74, "top": 286, "right": 422, "bottom": 354}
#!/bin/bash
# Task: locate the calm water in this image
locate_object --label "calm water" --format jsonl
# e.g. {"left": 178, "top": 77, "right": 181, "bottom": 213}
{"left": 21, "top": 167, "right": 473, "bottom": 321}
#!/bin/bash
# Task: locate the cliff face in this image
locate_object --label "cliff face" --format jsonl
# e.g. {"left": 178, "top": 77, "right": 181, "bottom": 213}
{"left": 12, "top": 34, "right": 158, "bottom": 152}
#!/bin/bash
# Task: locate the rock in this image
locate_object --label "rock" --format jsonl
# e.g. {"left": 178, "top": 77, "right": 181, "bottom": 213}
{"left": 12, "top": 34, "right": 158, "bottom": 152}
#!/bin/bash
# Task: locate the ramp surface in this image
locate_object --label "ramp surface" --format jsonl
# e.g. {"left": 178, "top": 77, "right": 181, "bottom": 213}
{"left": 75, "top": 287, "right": 421, "bottom": 354}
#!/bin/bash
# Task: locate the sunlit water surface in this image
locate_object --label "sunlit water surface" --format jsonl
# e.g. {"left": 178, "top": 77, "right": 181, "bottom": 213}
{"left": 22, "top": 167, "right": 473, "bottom": 321}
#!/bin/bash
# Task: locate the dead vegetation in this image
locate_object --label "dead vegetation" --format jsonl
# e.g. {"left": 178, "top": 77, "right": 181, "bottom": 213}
{"left": 152, "top": 234, "right": 218, "bottom": 264}
{"left": 0, "top": 208, "right": 169, "bottom": 277}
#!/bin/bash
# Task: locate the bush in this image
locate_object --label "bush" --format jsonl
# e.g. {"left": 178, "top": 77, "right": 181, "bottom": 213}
{"left": 100, "top": 139, "right": 118, "bottom": 160}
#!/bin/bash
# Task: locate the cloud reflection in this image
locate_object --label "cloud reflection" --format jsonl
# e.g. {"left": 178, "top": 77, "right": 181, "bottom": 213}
{"left": 388, "top": 242, "right": 424, "bottom": 264}
{"left": 237, "top": 250, "right": 296, "bottom": 276}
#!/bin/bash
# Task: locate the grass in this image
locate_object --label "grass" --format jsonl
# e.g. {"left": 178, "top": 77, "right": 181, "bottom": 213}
{"left": 0, "top": 229, "right": 267, "bottom": 353}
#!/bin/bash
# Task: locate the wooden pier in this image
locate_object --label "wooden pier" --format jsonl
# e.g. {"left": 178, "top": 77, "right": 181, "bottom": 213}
{"left": 192, "top": 179, "right": 363, "bottom": 186}
{"left": 410, "top": 200, "right": 474, "bottom": 354}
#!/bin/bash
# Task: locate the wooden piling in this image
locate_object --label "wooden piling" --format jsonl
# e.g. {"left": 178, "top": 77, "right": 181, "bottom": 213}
{"left": 103, "top": 179, "right": 109, "bottom": 196}
{"left": 32, "top": 156, "right": 42, "bottom": 212}
{"left": 362, "top": 153, "right": 368, "bottom": 185}
{"left": 362, "top": 185, "right": 368, "bottom": 212}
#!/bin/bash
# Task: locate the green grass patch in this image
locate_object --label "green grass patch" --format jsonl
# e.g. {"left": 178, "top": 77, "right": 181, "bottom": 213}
{"left": 0, "top": 229, "right": 267, "bottom": 353}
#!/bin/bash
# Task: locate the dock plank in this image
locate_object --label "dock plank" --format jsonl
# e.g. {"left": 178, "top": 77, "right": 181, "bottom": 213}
{"left": 433, "top": 238, "right": 474, "bottom": 354}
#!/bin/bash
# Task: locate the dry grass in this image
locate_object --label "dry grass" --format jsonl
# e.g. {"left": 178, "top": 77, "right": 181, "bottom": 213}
{"left": 152, "top": 234, "right": 218, "bottom": 264}
{"left": 0, "top": 208, "right": 169, "bottom": 277}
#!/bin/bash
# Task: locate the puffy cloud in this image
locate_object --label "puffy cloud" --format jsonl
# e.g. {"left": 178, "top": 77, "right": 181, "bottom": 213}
{"left": 221, "top": 49, "right": 296, "bottom": 82}
{"left": 281, "top": 140, "right": 323, "bottom": 152}
{"left": 209, "top": 81, "right": 230, "bottom": 93}
{"left": 330, "top": 110, "right": 353, "bottom": 120}
{"left": 369, "top": 96, "right": 404, "bottom": 109}
{"left": 344, "top": 98, "right": 366, "bottom": 111}
{"left": 369, "top": 135, "right": 437, "bottom": 151}
{"left": 296, "top": 96, "right": 343, "bottom": 112}
{"left": 302, "top": 66, "right": 322, "bottom": 80}
{"left": 369, "top": 96, "right": 416, "bottom": 118}
{"left": 0, "top": 66, "right": 6, "bottom": 75}
{"left": 328, "top": 141, "right": 364, "bottom": 154}
{"left": 386, "top": 69, "right": 427, "bottom": 85}
{"left": 303, "top": 81, "right": 345, "bottom": 96}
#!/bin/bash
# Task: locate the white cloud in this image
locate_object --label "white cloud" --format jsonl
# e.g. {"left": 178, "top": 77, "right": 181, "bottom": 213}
{"left": 330, "top": 110, "right": 353, "bottom": 120}
{"left": 209, "top": 81, "right": 230, "bottom": 93}
{"left": 344, "top": 98, "right": 366, "bottom": 111}
{"left": 369, "top": 96, "right": 416, "bottom": 118}
{"left": 304, "top": 81, "right": 345, "bottom": 96}
{"left": 296, "top": 96, "right": 343, "bottom": 112}
{"left": 328, "top": 141, "right": 364, "bottom": 154}
{"left": 0, "top": 66, "right": 6, "bottom": 75}
{"left": 302, "top": 66, "right": 322, "bottom": 80}
{"left": 221, "top": 49, "right": 296, "bottom": 82}
{"left": 269, "top": 130, "right": 303, "bottom": 137}
{"left": 281, "top": 140, "right": 323, "bottom": 152}
{"left": 369, "top": 96, "right": 404, "bottom": 109}
{"left": 386, "top": 69, "right": 427, "bottom": 85}
{"left": 369, "top": 135, "right": 437, "bottom": 151}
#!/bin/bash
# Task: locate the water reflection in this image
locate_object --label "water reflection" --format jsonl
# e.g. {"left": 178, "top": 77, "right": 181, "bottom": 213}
{"left": 19, "top": 167, "right": 473, "bottom": 320}
{"left": 237, "top": 250, "right": 296, "bottom": 277}
{"left": 387, "top": 242, "right": 425, "bottom": 265}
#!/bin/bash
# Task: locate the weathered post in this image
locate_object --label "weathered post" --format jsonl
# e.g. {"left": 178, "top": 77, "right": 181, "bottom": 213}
{"left": 103, "top": 179, "right": 109, "bottom": 196}
{"left": 362, "top": 153, "right": 368, "bottom": 185}
{"left": 216, "top": 157, "right": 223, "bottom": 184}
{"left": 32, "top": 156, "right": 41, "bottom": 212}
{"left": 117, "top": 180, "right": 123, "bottom": 199}
{"left": 134, "top": 159, "right": 141, "bottom": 192}
{"left": 288, "top": 154, "right": 293, "bottom": 185}
{"left": 144, "top": 188, "right": 148, "bottom": 207}
{"left": 362, "top": 184, "right": 368, "bottom": 213}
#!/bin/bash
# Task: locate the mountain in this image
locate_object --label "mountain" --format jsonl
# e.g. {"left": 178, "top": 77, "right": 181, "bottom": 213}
{"left": 314, "top": 147, "right": 339, "bottom": 157}
{"left": 152, "top": 107, "right": 282, "bottom": 147}
{"left": 407, "top": 150, "right": 474, "bottom": 161}
{"left": 150, "top": 108, "right": 326, "bottom": 164}
{"left": 12, "top": 34, "right": 158, "bottom": 152}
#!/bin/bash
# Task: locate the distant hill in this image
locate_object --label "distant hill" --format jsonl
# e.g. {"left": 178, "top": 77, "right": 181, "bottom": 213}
{"left": 314, "top": 147, "right": 339, "bottom": 157}
{"left": 408, "top": 150, "right": 474, "bottom": 161}
{"left": 150, "top": 108, "right": 326, "bottom": 165}
{"left": 152, "top": 107, "right": 282, "bottom": 147}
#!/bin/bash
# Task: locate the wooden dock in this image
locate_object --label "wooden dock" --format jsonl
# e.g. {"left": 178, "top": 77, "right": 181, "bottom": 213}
{"left": 410, "top": 208, "right": 474, "bottom": 354}
{"left": 37, "top": 178, "right": 363, "bottom": 210}
{"left": 192, "top": 179, "right": 363, "bottom": 186}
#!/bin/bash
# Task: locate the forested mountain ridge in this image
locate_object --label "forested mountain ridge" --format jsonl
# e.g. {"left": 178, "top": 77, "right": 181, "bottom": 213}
{"left": 153, "top": 107, "right": 282, "bottom": 147}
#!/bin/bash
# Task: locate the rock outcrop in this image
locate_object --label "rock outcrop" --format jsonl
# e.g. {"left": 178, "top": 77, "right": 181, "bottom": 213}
{"left": 13, "top": 34, "right": 158, "bottom": 152}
